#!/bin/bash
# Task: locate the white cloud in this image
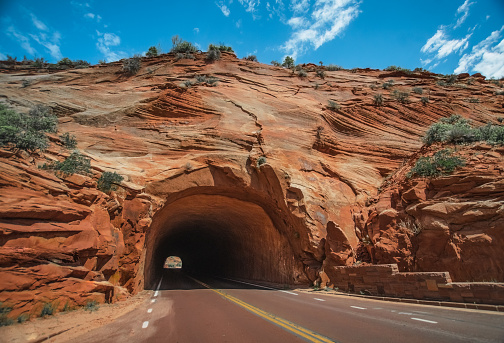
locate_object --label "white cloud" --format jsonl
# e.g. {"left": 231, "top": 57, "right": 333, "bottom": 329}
{"left": 239, "top": 0, "right": 261, "bottom": 12}
{"left": 30, "top": 32, "right": 62, "bottom": 60}
{"left": 236, "top": 19, "right": 242, "bottom": 28}
{"left": 84, "top": 13, "right": 95, "bottom": 19}
{"left": 194, "top": 27, "right": 200, "bottom": 34}
{"left": 421, "top": 28, "right": 472, "bottom": 60}
{"left": 281, "top": 0, "right": 361, "bottom": 60}
{"left": 96, "top": 31, "right": 126, "bottom": 62}
{"left": 30, "top": 13, "right": 48, "bottom": 31}
{"left": 455, "top": 26, "right": 504, "bottom": 78}
{"left": 216, "top": 2, "right": 231, "bottom": 16}
{"left": 0, "top": 52, "right": 7, "bottom": 60}
{"left": 454, "top": 0, "right": 474, "bottom": 29}
{"left": 6, "top": 26, "right": 37, "bottom": 55}
{"left": 290, "top": 0, "right": 310, "bottom": 14}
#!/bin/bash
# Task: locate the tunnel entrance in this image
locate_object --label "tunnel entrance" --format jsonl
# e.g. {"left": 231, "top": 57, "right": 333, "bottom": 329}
{"left": 164, "top": 256, "right": 182, "bottom": 269}
{"left": 144, "top": 189, "right": 303, "bottom": 289}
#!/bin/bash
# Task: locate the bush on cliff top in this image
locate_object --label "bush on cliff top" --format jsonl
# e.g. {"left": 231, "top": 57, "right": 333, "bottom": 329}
{"left": 424, "top": 114, "right": 504, "bottom": 146}
{"left": 408, "top": 149, "right": 465, "bottom": 178}
{"left": 0, "top": 104, "right": 57, "bottom": 151}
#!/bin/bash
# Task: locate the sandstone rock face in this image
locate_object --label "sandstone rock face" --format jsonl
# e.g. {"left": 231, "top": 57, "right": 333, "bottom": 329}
{"left": 1, "top": 53, "right": 503, "bottom": 318}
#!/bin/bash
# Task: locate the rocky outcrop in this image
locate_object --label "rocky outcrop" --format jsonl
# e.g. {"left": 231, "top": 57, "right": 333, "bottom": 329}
{"left": 1, "top": 52, "right": 504, "bottom": 319}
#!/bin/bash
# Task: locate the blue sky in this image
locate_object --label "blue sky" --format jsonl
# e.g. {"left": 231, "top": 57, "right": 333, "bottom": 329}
{"left": 1, "top": 0, "right": 503, "bottom": 77}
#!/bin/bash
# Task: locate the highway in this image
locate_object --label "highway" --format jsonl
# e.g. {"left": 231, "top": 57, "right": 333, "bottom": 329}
{"left": 76, "top": 269, "right": 504, "bottom": 343}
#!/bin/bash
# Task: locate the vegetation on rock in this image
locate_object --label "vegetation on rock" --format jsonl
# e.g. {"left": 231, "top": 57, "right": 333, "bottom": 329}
{"left": 97, "top": 171, "right": 124, "bottom": 193}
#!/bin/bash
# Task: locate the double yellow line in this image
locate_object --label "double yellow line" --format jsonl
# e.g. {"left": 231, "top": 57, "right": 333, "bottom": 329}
{"left": 189, "top": 276, "right": 335, "bottom": 343}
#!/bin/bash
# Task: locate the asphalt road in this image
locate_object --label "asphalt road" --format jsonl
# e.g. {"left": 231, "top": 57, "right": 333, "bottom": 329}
{"left": 76, "top": 270, "right": 504, "bottom": 343}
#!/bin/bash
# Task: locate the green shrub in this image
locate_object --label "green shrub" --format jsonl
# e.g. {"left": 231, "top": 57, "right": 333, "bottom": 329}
{"left": 373, "top": 93, "right": 383, "bottom": 106}
{"left": 97, "top": 171, "right": 124, "bottom": 193}
{"left": 58, "top": 57, "right": 73, "bottom": 66}
{"left": 17, "top": 313, "right": 29, "bottom": 323}
{"left": 206, "top": 46, "right": 221, "bottom": 62}
{"left": 146, "top": 46, "right": 159, "bottom": 57}
{"left": 446, "top": 74, "right": 458, "bottom": 84}
{"left": 413, "top": 67, "right": 426, "bottom": 72}
{"left": 408, "top": 149, "right": 465, "bottom": 178}
{"left": 298, "top": 69, "right": 307, "bottom": 77}
{"left": 382, "top": 80, "right": 394, "bottom": 89}
{"left": 182, "top": 80, "right": 193, "bottom": 88}
{"left": 327, "top": 100, "right": 340, "bottom": 111}
{"left": 42, "top": 151, "right": 91, "bottom": 177}
{"left": 84, "top": 300, "right": 99, "bottom": 312}
{"left": 392, "top": 90, "right": 410, "bottom": 103}
{"left": 41, "top": 303, "right": 54, "bottom": 317}
{"left": 32, "top": 57, "right": 47, "bottom": 68}
{"left": 385, "top": 65, "right": 411, "bottom": 73}
{"left": 257, "top": 156, "right": 267, "bottom": 167}
{"left": 122, "top": 56, "right": 141, "bottom": 74}
{"left": 60, "top": 132, "right": 77, "bottom": 149}
{"left": 412, "top": 87, "right": 423, "bottom": 94}
{"left": 282, "top": 56, "right": 294, "bottom": 68}
{"left": 0, "top": 104, "right": 57, "bottom": 151}
{"left": 175, "top": 52, "right": 195, "bottom": 61}
{"left": 243, "top": 55, "right": 257, "bottom": 62}
{"left": 421, "top": 97, "right": 429, "bottom": 105}
{"left": 171, "top": 35, "right": 197, "bottom": 54}
{"left": 316, "top": 70, "right": 325, "bottom": 79}
{"left": 0, "top": 303, "right": 13, "bottom": 327}
{"left": 326, "top": 64, "right": 342, "bottom": 71}
{"left": 208, "top": 44, "right": 233, "bottom": 52}
{"left": 271, "top": 60, "right": 281, "bottom": 67}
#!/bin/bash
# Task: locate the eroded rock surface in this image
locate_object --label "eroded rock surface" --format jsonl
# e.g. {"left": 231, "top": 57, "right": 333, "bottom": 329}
{"left": 1, "top": 52, "right": 503, "bottom": 318}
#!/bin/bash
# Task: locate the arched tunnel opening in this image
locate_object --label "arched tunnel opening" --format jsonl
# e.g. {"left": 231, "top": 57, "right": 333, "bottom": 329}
{"left": 144, "top": 189, "right": 304, "bottom": 289}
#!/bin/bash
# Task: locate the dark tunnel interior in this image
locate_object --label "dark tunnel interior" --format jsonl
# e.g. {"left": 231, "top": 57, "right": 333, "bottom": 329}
{"left": 144, "top": 193, "right": 303, "bottom": 289}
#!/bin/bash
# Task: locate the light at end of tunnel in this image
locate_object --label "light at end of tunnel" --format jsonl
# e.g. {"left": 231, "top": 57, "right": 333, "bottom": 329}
{"left": 164, "top": 256, "right": 182, "bottom": 269}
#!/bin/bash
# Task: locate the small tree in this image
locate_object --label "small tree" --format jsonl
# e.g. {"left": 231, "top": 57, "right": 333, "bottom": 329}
{"left": 282, "top": 56, "right": 295, "bottom": 68}
{"left": 97, "top": 171, "right": 124, "bottom": 193}
{"left": 122, "top": 56, "right": 141, "bottom": 74}
{"left": 146, "top": 46, "right": 159, "bottom": 57}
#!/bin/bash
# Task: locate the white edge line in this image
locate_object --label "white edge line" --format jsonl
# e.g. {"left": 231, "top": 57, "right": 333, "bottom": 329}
{"left": 411, "top": 318, "right": 438, "bottom": 324}
{"left": 350, "top": 306, "right": 367, "bottom": 310}
{"left": 142, "top": 321, "right": 149, "bottom": 328}
{"left": 313, "top": 298, "right": 325, "bottom": 301}
{"left": 153, "top": 275, "right": 163, "bottom": 297}
{"left": 221, "top": 277, "right": 298, "bottom": 295}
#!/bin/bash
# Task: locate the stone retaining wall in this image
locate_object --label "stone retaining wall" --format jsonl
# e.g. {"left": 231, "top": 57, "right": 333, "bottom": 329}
{"left": 325, "top": 264, "right": 504, "bottom": 305}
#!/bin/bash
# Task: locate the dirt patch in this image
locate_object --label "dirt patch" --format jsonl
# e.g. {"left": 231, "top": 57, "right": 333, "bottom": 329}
{"left": 0, "top": 291, "right": 150, "bottom": 343}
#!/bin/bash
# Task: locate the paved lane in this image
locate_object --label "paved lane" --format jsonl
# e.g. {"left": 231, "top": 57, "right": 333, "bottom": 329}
{"left": 75, "top": 270, "right": 504, "bottom": 343}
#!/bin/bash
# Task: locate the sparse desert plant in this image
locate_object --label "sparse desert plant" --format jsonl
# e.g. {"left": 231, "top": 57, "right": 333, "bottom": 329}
{"left": 58, "top": 57, "right": 73, "bottom": 66}
{"left": 298, "top": 69, "right": 307, "bottom": 77}
{"left": 257, "top": 156, "right": 267, "bottom": 167}
{"left": 84, "top": 300, "right": 99, "bottom": 312}
{"left": 206, "top": 46, "right": 221, "bottom": 62}
{"left": 382, "top": 80, "right": 394, "bottom": 89}
{"left": 326, "top": 64, "right": 342, "bottom": 71}
{"left": 413, "top": 67, "right": 426, "bottom": 72}
{"left": 0, "top": 303, "right": 14, "bottom": 327}
{"left": 282, "top": 56, "right": 295, "bottom": 68}
{"left": 171, "top": 35, "right": 197, "bottom": 54}
{"left": 42, "top": 151, "right": 91, "bottom": 177}
{"left": 408, "top": 149, "right": 465, "bottom": 178}
{"left": 316, "top": 69, "right": 325, "bottom": 79}
{"left": 21, "top": 79, "right": 31, "bottom": 88}
{"left": 271, "top": 60, "right": 281, "bottom": 67}
{"left": 32, "top": 57, "right": 47, "bottom": 68}
{"left": 0, "top": 104, "right": 57, "bottom": 152}
{"left": 446, "top": 74, "right": 458, "bottom": 84}
{"left": 97, "top": 171, "right": 124, "bottom": 193}
{"left": 17, "top": 313, "right": 29, "bottom": 323}
{"left": 243, "top": 55, "right": 257, "bottom": 62}
{"left": 208, "top": 44, "right": 233, "bottom": 52}
{"left": 498, "top": 117, "right": 504, "bottom": 123}
{"left": 421, "top": 97, "right": 429, "bottom": 105}
{"left": 392, "top": 90, "right": 410, "bottom": 103}
{"left": 466, "top": 77, "right": 475, "bottom": 85}
{"left": 384, "top": 65, "right": 411, "bottom": 73}
{"left": 122, "top": 56, "right": 141, "bottom": 74}
{"left": 40, "top": 303, "right": 55, "bottom": 317}
{"left": 183, "top": 80, "right": 194, "bottom": 88}
{"left": 146, "top": 46, "right": 159, "bottom": 57}
{"left": 399, "top": 218, "right": 423, "bottom": 235}
{"left": 327, "top": 100, "right": 340, "bottom": 111}
{"left": 60, "top": 132, "right": 77, "bottom": 149}
{"left": 314, "top": 82, "right": 320, "bottom": 90}
{"left": 412, "top": 87, "right": 423, "bottom": 94}
{"left": 467, "top": 97, "right": 480, "bottom": 103}
{"left": 436, "top": 80, "right": 448, "bottom": 87}
{"left": 6, "top": 55, "right": 17, "bottom": 63}
{"left": 373, "top": 93, "right": 384, "bottom": 106}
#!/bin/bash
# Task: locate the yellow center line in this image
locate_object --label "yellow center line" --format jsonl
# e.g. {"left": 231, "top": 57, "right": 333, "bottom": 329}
{"left": 188, "top": 276, "right": 336, "bottom": 343}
